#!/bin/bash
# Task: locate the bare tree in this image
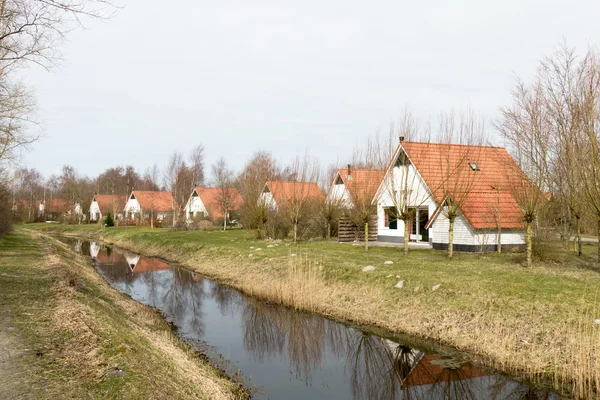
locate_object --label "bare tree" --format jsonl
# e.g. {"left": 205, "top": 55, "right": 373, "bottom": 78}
{"left": 237, "top": 150, "right": 282, "bottom": 231}
{"left": 164, "top": 152, "right": 183, "bottom": 227}
{"left": 539, "top": 44, "right": 586, "bottom": 255}
{"left": 0, "top": 0, "right": 116, "bottom": 182}
{"left": 189, "top": 144, "right": 205, "bottom": 187}
{"left": 436, "top": 111, "right": 486, "bottom": 259}
{"left": 320, "top": 164, "right": 344, "bottom": 239}
{"left": 279, "top": 154, "right": 322, "bottom": 243}
{"left": 576, "top": 49, "right": 600, "bottom": 263}
{"left": 497, "top": 79, "right": 551, "bottom": 268}
{"left": 212, "top": 157, "right": 235, "bottom": 231}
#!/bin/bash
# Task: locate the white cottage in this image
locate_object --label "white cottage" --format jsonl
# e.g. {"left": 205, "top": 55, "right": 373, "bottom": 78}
{"left": 259, "top": 181, "right": 324, "bottom": 210}
{"left": 183, "top": 186, "right": 243, "bottom": 222}
{"left": 375, "top": 140, "right": 526, "bottom": 252}
{"left": 123, "top": 190, "right": 176, "bottom": 221}
{"left": 89, "top": 194, "right": 125, "bottom": 221}
{"left": 326, "top": 165, "right": 385, "bottom": 209}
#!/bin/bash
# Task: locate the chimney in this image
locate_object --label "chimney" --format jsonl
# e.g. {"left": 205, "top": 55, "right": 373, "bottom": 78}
{"left": 399, "top": 136, "right": 405, "bottom": 142}
{"left": 347, "top": 164, "right": 352, "bottom": 180}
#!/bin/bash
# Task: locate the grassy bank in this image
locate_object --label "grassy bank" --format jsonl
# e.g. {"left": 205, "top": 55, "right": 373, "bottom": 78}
{"left": 29, "top": 223, "right": 600, "bottom": 398}
{"left": 0, "top": 228, "right": 246, "bottom": 399}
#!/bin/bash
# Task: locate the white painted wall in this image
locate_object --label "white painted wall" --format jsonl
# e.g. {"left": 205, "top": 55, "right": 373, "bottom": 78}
{"left": 124, "top": 197, "right": 141, "bottom": 217}
{"left": 89, "top": 200, "right": 101, "bottom": 220}
{"left": 184, "top": 194, "right": 207, "bottom": 219}
{"left": 259, "top": 191, "right": 277, "bottom": 209}
{"left": 376, "top": 164, "right": 436, "bottom": 240}
{"left": 89, "top": 241, "right": 100, "bottom": 258}
{"left": 326, "top": 181, "right": 353, "bottom": 208}
{"left": 430, "top": 210, "right": 525, "bottom": 247}
{"left": 124, "top": 252, "right": 140, "bottom": 270}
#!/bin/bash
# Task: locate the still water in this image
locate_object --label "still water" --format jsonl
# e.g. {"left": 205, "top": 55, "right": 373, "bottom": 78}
{"left": 63, "top": 238, "right": 557, "bottom": 400}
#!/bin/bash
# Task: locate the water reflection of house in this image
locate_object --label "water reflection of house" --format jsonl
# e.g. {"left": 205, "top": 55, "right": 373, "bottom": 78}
{"left": 402, "top": 354, "right": 490, "bottom": 398}
{"left": 89, "top": 242, "right": 100, "bottom": 259}
{"left": 124, "top": 252, "right": 141, "bottom": 270}
{"left": 192, "top": 272, "right": 204, "bottom": 281}
{"left": 96, "top": 251, "right": 127, "bottom": 265}
{"left": 125, "top": 256, "right": 171, "bottom": 273}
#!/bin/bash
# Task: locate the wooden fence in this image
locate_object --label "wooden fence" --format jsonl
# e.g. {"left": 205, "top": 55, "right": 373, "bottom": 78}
{"left": 338, "top": 217, "right": 377, "bottom": 243}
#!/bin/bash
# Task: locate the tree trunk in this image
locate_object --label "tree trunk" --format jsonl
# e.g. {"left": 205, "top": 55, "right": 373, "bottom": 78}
{"left": 597, "top": 217, "right": 600, "bottom": 264}
{"left": 497, "top": 224, "right": 502, "bottom": 254}
{"left": 223, "top": 209, "right": 227, "bottom": 231}
{"left": 364, "top": 222, "right": 369, "bottom": 252}
{"left": 151, "top": 210, "right": 154, "bottom": 229}
{"left": 526, "top": 221, "right": 532, "bottom": 268}
{"left": 293, "top": 223, "right": 298, "bottom": 243}
{"left": 576, "top": 216, "right": 582, "bottom": 257}
{"left": 403, "top": 218, "right": 409, "bottom": 256}
{"left": 326, "top": 222, "right": 331, "bottom": 239}
{"left": 448, "top": 218, "right": 454, "bottom": 259}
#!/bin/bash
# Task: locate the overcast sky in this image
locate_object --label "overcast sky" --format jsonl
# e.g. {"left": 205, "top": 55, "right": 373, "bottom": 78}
{"left": 20, "top": 0, "right": 600, "bottom": 182}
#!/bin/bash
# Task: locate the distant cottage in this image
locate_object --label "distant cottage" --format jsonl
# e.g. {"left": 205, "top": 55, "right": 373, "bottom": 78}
{"left": 89, "top": 194, "right": 126, "bottom": 221}
{"left": 259, "top": 181, "right": 324, "bottom": 210}
{"left": 183, "top": 186, "right": 243, "bottom": 222}
{"left": 124, "top": 190, "right": 177, "bottom": 221}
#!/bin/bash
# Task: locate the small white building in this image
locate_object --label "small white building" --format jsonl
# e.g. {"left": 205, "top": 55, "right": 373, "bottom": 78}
{"left": 374, "top": 140, "right": 526, "bottom": 252}
{"left": 326, "top": 165, "right": 385, "bottom": 209}
{"left": 259, "top": 181, "right": 324, "bottom": 210}
{"left": 183, "top": 186, "right": 243, "bottom": 222}
{"left": 89, "top": 194, "right": 125, "bottom": 221}
{"left": 124, "top": 190, "right": 176, "bottom": 221}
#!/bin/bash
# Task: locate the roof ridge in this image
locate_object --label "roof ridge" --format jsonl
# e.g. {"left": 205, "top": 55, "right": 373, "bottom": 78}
{"left": 402, "top": 141, "right": 505, "bottom": 149}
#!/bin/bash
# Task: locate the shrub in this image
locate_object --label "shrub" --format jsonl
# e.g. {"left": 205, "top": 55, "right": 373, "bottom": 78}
{"left": 0, "top": 184, "right": 13, "bottom": 238}
{"left": 104, "top": 212, "right": 114, "bottom": 227}
{"left": 264, "top": 210, "right": 292, "bottom": 240}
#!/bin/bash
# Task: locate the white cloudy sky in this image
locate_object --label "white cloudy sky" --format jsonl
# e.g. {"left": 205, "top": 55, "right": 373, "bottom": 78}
{"left": 21, "top": 0, "right": 600, "bottom": 181}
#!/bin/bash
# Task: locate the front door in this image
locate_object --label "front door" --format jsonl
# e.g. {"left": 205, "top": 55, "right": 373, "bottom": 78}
{"left": 419, "top": 209, "right": 429, "bottom": 242}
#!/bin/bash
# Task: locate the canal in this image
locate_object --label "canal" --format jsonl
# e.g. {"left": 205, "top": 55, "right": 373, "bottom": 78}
{"left": 62, "top": 237, "right": 557, "bottom": 400}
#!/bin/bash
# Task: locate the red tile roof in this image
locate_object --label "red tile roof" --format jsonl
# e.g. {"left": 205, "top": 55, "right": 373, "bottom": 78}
{"left": 43, "top": 198, "right": 72, "bottom": 213}
{"left": 93, "top": 194, "right": 126, "bottom": 215}
{"left": 404, "top": 355, "right": 488, "bottom": 387}
{"left": 265, "top": 181, "right": 324, "bottom": 208}
{"left": 96, "top": 251, "right": 126, "bottom": 264}
{"left": 332, "top": 168, "right": 385, "bottom": 203}
{"left": 131, "top": 258, "right": 171, "bottom": 273}
{"left": 193, "top": 187, "right": 243, "bottom": 220}
{"left": 130, "top": 191, "right": 176, "bottom": 212}
{"left": 398, "top": 142, "right": 529, "bottom": 229}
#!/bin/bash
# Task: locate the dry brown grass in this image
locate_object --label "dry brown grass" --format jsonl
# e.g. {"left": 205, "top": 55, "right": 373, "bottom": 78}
{"left": 2, "top": 230, "right": 247, "bottom": 399}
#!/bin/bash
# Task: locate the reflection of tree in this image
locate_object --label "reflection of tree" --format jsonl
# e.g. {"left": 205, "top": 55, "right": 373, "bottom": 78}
{"left": 285, "top": 312, "right": 325, "bottom": 383}
{"left": 346, "top": 333, "right": 419, "bottom": 400}
{"left": 210, "top": 282, "right": 239, "bottom": 315}
{"left": 242, "top": 299, "right": 286, "bottom": 363}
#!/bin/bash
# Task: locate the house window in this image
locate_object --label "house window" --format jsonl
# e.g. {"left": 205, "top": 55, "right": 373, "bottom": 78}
{"left": 384, "top": 207, "right": 398, "bottom": 229}
{"left": 394, "top": 151, "right": 411, "bottom": 167}
{"left": 335, "top": 175, "right": 343, "bottom": 185}
{"left": 130, "top": 193, "right": 136, "bottom": 200}
{"left": 469, "top": 162, "right": 480, "bottom": 171}
{"left": 192, "top": 190, "right": 198, "bottom": 197}
{"left": 263, "top": 186, "right": 270, "bottom": 194}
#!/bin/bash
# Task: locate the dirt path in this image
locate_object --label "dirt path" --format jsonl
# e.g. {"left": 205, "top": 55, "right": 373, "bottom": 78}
{"left": 0, "top": 306, "right": 40, "bottom": 399}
